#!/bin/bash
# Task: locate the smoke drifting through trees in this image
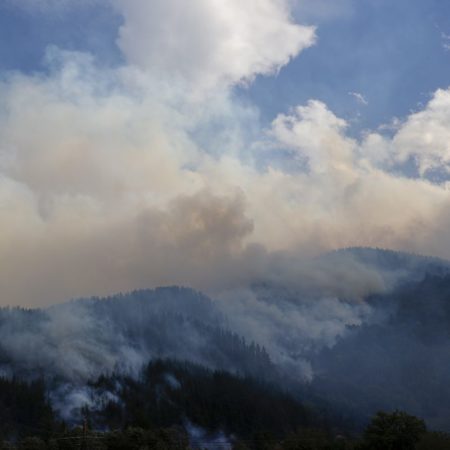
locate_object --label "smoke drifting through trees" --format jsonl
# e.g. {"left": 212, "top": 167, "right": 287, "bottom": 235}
{"left": 0, "top": 248, "right": 449, "bottom": 430}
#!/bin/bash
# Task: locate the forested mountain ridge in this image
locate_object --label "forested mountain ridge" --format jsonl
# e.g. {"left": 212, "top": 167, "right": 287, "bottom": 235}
{"left": 0, "top": 248, "right": 450, "bottom": 446}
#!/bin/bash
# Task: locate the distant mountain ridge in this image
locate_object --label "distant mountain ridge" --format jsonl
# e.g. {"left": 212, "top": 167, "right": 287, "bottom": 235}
{"left": 326, "top": 246, "right": 450, "bottom": 278}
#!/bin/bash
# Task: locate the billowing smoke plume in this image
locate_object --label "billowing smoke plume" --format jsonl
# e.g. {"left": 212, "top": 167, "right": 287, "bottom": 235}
{"left": 0, "top": 252, "right": 387, "bottom": 384}
{"left": 0, "top": 281, "right": 372, "bottom": 419}
{"left": 0, "top": 247, "right": 439, "bottom": 383}
{"left": 1, "top": 0, "right": 450, "bottom": 311}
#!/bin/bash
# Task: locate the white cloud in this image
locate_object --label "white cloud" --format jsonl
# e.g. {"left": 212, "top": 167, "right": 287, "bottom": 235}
{"left": 441, "top": 31, "right": 450, "bottom": 51}
{"left": 264, "top": 101, "right": 449, "bottom": 255}
{"left": 349, "top": 91, "right": 368, "bottom": 105}
{"left": 390, "top": 88, "right": 450, "bottom": 176}
{"left": 270, "top": 100, "right": 355, "bottom": 175}
{"left": 10, "top": 0, "right": 316, "bottom": 95}
{"left": 112, "top": 0, "right": 316, "bottom": 94}
{"left": 362, "top": 88, "right": 450, "bottom": 177}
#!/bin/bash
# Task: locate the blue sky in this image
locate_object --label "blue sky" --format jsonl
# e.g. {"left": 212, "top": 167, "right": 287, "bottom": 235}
{"left": 247, "top": 0, "right": 450, "bottom": 133}
{"left": 1, "top": 0, "right": 450, "bottom": 134}
{"left": 0, "top": 2, "right": 122, "bottom": 72}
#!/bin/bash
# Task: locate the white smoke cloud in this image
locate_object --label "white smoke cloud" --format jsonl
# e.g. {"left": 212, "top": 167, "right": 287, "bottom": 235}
{"left": 215, "top": 288, "right": 374, "bottom": 380}
{"left": 391, "top": 89, "right": 450, "bottom": 176}
{"left": 349, "top": 91, "right": 368, "bottom": 105}
{"left": 363, "top": 89, "right": 450, "bottom": 177}
{"left": 1, "top": 1, "right": 450, "bottom": 307}
{"left": 112, "top": 0, "right": 316, "bottom": 94}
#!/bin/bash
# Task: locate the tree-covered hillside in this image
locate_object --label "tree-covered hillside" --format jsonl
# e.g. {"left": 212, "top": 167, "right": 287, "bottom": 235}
{"left": 0, "top": 249, "right": 450, "bottom": 441}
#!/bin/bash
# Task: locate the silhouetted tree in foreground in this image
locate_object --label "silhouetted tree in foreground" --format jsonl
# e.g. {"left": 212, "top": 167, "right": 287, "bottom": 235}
{"left": 361, "top": 410, "right": 426, "bottom": 450}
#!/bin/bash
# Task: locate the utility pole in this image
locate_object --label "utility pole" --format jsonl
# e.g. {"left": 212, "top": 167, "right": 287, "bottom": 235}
{"left": 81, "top": 418, "right": 88, "bottom": 450}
